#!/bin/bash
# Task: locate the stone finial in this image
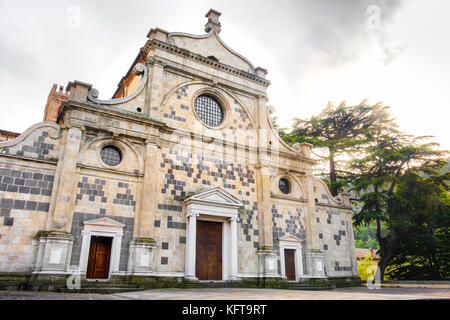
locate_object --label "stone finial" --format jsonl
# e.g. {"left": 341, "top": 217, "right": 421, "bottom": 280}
{"left": 292, "top": 142, "right": 312, "bottom": 158}
{"left": 255, "top": 67, "right": 268, "bottom": 79}
{"left": 339, "top": 192, "right": 351, "bottom": 206}
{"left": 147, "top": 27, "right": 169, "bottom": 41}
{"left": 205, "top": 9, "right": 222, "bottom": 33}
{"left": 66, "top": 80, "right": 92, "bottom": 101}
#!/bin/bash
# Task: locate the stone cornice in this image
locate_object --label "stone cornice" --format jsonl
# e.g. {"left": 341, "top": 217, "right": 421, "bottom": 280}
{"left": 270, "top": 192, "right": 307, "bottom": 203}
{"left": 76, "top": 163, "right": 144, "bottom": 178}
{"left": 0, "top": 153, "right": 58, "bottom": 166}
{"left": 60, "top": 101, "right": 168, "bottom": 131}
{"left": 315, "top": 202, "right": 352, "bottom": 210}
{"left": 159, "top": 58, "right": 267, "bottom": 98}
{"left": 60, "top": 101, "right": 315, "bottom": 164}
{"left": 148, "top": 39, "right": 271, "bottom": 87}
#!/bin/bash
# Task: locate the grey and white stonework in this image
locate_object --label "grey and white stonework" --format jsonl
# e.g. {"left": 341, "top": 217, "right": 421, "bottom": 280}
{"left": 0, "top": 10, "right": 358, "bottom": 285}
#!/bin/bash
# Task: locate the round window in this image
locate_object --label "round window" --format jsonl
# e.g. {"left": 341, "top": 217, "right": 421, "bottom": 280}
{"left": 100, "top": 145, "right": 122, "bottom": 166}
{"left": 279, "top": 178, "right": 291, "bottom": 195}
{"left": 194, "top": 94, "right": 224, "bottom": 127}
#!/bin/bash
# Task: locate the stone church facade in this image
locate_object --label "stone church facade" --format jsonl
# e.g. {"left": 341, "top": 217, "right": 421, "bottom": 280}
{"left": 0, "top": 10, "right": 358, "bottom": 288}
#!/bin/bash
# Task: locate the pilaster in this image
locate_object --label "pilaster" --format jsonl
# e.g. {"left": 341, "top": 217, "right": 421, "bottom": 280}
{"left": 46, "top": 125, "right": 83, "bottom": 232}
{"left": 145, "top": 57, "right": 166, "bottom": 120}
{"left": 228, "top": 217, "right": 240, "bottom": 281}
{"left": 137, "top": 141, "right": 160, "bottom": 238}
{"left": 184, "top": 211, "right": 199, "bottom": 281}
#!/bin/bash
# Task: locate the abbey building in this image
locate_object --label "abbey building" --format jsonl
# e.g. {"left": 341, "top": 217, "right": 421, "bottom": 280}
{"left": 0, "top": 9, "right": 358, "bottom": 288}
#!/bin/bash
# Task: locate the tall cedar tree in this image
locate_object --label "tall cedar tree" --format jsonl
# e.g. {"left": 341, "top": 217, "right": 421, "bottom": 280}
{"left": 351, "top": 122, "right": 448, "bottom": 280}
{"left": 386, "top": 173, "right": 450, "bottom": 280}
{"left": 283, "top": 100, "right": 389, "bottom": 196}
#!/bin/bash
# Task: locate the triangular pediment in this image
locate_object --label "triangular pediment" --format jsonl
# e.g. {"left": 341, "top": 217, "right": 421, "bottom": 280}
{"left": 279, "top": 234, "right": 302, "bottom": 242}
{"left": 83, "top": 217, "right": 125, "bottom": 228}
{"left": 184, "top": 187, "right": 243, "bottom": 208}
{"left": 168, "top": 31, "right": 255, "bottom": 73}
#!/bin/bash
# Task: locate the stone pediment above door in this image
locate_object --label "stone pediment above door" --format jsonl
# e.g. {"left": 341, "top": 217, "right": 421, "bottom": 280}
{"left": 184, "top": 187, "right": 243, "bottom": 209}
{"left": 83, "top": 217, "right": 125, "bottom": 230}
{"left": 279, "top": 234, "right": 302, "bottom": 243}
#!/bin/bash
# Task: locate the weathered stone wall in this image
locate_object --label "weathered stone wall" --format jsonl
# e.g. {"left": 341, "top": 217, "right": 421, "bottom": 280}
{"left": 0, "top": 160, "right": 56, "bottom": 272}
{"left": 313, "top": 179, "right": 355, "bottom": 277}
{"left": 0, "top": 123, "right": 60, "bottom": 162}
{"left": 151, "top": 140, "right": 260, "bottom": 275}
{"left": 270, "top": 202, "right": 308, "bottom": 275}
{"left": 0, "top": 123, "right": 61, "bottom": 273}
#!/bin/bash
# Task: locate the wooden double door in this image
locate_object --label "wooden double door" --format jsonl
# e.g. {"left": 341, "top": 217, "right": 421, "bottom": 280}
{"left": 196, "top": 220, "right": 222, "bottom": 280}
{"left": 87, "top": 236, "right": 112, "bottom": 279}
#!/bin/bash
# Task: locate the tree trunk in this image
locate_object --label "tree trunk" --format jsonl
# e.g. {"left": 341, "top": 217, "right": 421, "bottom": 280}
{"left": 329, "top": 150, "right": 338, "bottom": 196}
{"left": 375, "top": 210, "right": 396, "bottom": 280}
{"left": 376, "top": 236, "right": 392, "bottom": 281}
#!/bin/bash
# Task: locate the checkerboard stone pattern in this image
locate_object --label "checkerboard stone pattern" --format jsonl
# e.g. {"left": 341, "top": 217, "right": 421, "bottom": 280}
{"left": 74, "top": 175, "right": 137, "bottom": 220}
{"left": 0, "top": 164, "right": 55, "bottom": 272}
{"left": 161, "top": 82, "right": 257, "bottom": 144}
{"left": 70, "top": 212, "right": 134, "bottom": 271}
{"left": 153, "top": 144, "right": 259, "bottom": 274}
{"left": 0, "top": 128, "right": 59, "bottom": 162}
{"left": 272, "top": 204, "right": 307, "bottom": 274}
{"left": 315, "top": 206, "right": 354, "bottom": 276}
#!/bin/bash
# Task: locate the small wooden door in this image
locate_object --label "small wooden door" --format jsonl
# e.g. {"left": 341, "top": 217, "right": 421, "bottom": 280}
{"left": 87, "top": 236, "right": 112, "bottom": 279}
{"left": 284, "top": 249, "right": 296, "bottom": 281}
{"left": 196, "top": 220, "right": 222, "bottom": 280}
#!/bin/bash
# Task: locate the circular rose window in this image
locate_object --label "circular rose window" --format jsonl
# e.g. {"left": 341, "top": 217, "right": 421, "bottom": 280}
{"left": 100, "top": 145, "right": 122, "bottom": 166}
{"left": 194, "top": 94, "right": 224, "bottom": 127}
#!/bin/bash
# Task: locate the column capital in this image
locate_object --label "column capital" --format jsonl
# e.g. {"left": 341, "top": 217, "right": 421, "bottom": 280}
{"left": 229, "top": 216, "right": 239, "bottom": 222}
{"left": 145, "top": 136, "right": 161, "bottom": 149}
{"left": 186, "top": 210, "right": 199, "bottom": 218}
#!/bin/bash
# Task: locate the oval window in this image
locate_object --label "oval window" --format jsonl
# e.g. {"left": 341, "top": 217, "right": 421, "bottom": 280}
{"left": 100, "top": 145, "right": 122, "bottom": 166}
{"left": 279, "top": 178, "right": 291, "bottom": 195}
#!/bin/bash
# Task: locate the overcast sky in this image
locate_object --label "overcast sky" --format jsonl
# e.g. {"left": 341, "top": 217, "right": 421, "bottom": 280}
{"left": 0, "top": 0, "right": 449, "bottom": 150}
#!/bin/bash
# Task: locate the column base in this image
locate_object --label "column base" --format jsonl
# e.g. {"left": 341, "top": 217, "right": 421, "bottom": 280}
{"left": 127, "top": 238, "right": 157, "bottom": 274}
{"left": 257, "top": 247, "right": 279, "bottom": 278}
{"left": 306, "top": 250, "right": 326, "bottom": 278}
{"left": 184, "top": 276, "right": 199, "bottom": 282}
{"left": 33, "top": 231, "right": 74, "bottom": 274}
{"left": 227, "top": 276, "right": 241, "bottom": 282}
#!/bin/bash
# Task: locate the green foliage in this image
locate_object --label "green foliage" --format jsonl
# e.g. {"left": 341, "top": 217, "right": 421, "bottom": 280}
{"left": 281, "top": 96, "right": 449, "bottom": 280}
{"left": 384, "top": 173, "right": 450, "bottom": 280}
{"left": 350, "top": 119, "right": 448, "bottom": 279}
{"left": 354, "top": 222, "right": 380, "bottom": 249}
{"left": 282, "top": 100, "right": 391, "bottom": 196}
{"left": 270, "top": 116, "right": 288, "bottom": 138}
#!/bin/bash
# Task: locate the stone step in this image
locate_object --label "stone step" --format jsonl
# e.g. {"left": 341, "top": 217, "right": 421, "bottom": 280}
{"left": 57, "top": 287, "right": 145, "bottom": 294}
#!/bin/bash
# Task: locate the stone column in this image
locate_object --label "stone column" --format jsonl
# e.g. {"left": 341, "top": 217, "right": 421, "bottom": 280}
{"left": 137, "top": 141, "right": 160, "bottom": 238}
{"left": 145, "top": 58, "right": 165, "bottom": 120}
{"left": 185, "top": 212, "right": 199, "bottom": 281}
{"left": 46, "top": 126, "right": 83, "bottom": 232}
{"left": 304, "top": 174, "right": 326, "bottom": 278}
{"left": 255, "top": 164, "right": 279, "bottom": 278}
{"left": 257, "top": 165, "right": 274, "bottom": 248}
{"left": 229, "top": 217, "right": 240, "bottom": 281}
{"left": 340, "top": 193, "right": 358, "bottom": 277}
{"left": 303, "top": 175, "right": 316, "bottom": 251}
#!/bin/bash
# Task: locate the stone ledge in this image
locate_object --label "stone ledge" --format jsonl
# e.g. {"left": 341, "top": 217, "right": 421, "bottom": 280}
{"left": 33, "top": 230, "right": 74, "bottom": 240}
{"left": 0, "top": 272, "right": 363, "bottom": 293}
